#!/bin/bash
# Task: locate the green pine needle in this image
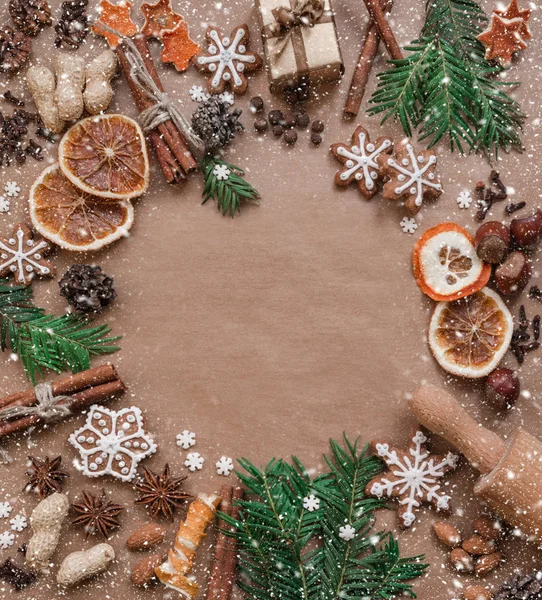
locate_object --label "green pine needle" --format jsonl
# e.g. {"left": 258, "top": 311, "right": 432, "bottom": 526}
{"left": 201, "top": 157, "right": 261, "bottom": 218}
{"left": 0, "top": 281, "right": 120, "bottom": 383}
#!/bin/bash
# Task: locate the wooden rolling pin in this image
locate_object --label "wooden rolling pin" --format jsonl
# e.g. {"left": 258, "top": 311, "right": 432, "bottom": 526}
{"left": 410, "top": 384, "right": 542, "bottom": 541}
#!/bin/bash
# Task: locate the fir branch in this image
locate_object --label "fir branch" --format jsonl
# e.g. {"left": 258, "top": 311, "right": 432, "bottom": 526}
{"left": 201, "top": 157, "right": 260, "bottom": 218}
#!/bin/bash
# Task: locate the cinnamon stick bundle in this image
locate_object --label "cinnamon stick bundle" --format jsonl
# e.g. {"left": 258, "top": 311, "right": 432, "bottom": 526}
{"left": 361, "top": 0, "right": 403, "bottom": 60}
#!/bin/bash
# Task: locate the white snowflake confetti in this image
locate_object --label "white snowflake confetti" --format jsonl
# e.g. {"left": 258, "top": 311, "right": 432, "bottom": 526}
{"left": 189, "top": 85, "right": 209, "bottom": 102}
{"left": 456, "top": 190, "right": 473, "bottom": 209}
{"left": 4, "top": 182, "right": 20, "bottom": 197}
{"left": 218, "top": 91, "right": 235, "bottom": 106}
{"left": 9, "top": 514, "right": 27, "bottom": 532}
{"left": 302, "top": 494, "right": 320, "bottom": 512}
{"left": 176, "top": 430, "right": 196, "bottom": 450}
{"left": 0, "top": 196, "right": 9, "bottom": 213}
{"left": 0, "top": 531, "right": 14, "bottom": 549}
{"left": 339, "top": 524, "right": 356, "bottom": 541}
{"left": 215, "top": 456, "right": 234, "bottom": 476}
{"left": 400, "top": 217, "right": 418, "bottom": 234}
{"left": 0, "top": 502, "right": 12, "bottom": 519}
{"left": 213, "top": 164, "right": 231, "bottom": 181}
{"left": 184, "top": 452, "right": 204, "bottom": 472}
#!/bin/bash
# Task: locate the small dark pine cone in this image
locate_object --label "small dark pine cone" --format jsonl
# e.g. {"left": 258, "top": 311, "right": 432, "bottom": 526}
{"left": 9, "top": 0, "right": 52, "bottom": 37}
{"left": 495, "top": 574, "right": 542, "bottom": 600}
{"left": 191, "top": 96, "right": 243, "bottom": 152}
{"left": 0, "top": 27, "right": 31, "bottom": 73}
{"left": 59, "top": 264, "right": 116, "bottom": 313}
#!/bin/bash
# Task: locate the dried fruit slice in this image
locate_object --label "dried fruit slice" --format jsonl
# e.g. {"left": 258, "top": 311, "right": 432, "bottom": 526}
{"left": 413, "top": 223, "right": 491, "bottom": 301}
{"left": 58, "top": 114, "right": 149, "bottom": 200}
{"left": 428, "top": 287, "right": 513, "bottom": 378}
{"left": 29, "top": 163, "right": 134, "bottom": 252}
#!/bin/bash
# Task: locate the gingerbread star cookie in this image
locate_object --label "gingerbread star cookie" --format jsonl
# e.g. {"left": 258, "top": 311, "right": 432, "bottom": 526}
{"left": 0, "top": 223, "right": 54, "bottom": 286}
{"left": 477, "top": 14, "right": 527, "bottom": 66}
{"left": 494, "top": 0, "right": 532, "bottom": 41}
{"left": 330, "top": 125, "right": 393, "bottom": 199}
{"left": 366, "top": 430, "right": 458, "bottom": 529}
{"left": 141, "top": 0, "right": 184, "bottom": 39}
{"left": 192, "top": 25, "right": 263, "bottom": 95}
{"left": 377, "top": 139, "right": 443, "bottom": 215}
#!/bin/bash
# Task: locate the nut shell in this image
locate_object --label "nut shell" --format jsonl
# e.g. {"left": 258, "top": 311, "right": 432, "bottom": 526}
{"left": 510, "top": 209, "right": 542, "bottom": 249}
{"left": 494, "top": 250, "right": 531, "bottom": 296}
{"left": 485, "top": 369, "right": 520, "bottom": 410}
{"left": 475, "top": 221, "right": 510, "bottom": 264}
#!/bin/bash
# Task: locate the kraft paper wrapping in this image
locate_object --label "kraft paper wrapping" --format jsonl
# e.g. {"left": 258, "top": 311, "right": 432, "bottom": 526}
{"left": 255, "top": 0, "right": 344, "bottom": 92}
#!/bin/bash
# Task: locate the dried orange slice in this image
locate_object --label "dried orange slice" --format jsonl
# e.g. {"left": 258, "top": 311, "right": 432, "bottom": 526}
{"left": 428, "top": 287, "right": 513, "bottom": 378}
{"left": 58, "top": 114, "right": 149, "bottom": 200}
{"left": 29, "top": 163, "right": 134, "bottom": 252}
{"left": 413, "top": 223, "right": 491, "bottom": 301}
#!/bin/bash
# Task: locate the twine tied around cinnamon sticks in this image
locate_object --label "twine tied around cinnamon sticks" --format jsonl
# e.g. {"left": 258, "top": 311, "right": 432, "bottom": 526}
{"left": 0, "top": 383, "right": 71, "bottom": 423}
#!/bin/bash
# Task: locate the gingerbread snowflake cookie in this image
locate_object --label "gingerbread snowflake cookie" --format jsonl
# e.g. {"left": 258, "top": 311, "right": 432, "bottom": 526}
{"left": 378, "top": 140, "right": 443, "bottom": 215}
{"left": 366, "top": 430, "right": 458, "bottom": 528}
{"left": 330, "top": 125, "right": 393, "bottom": 199}
{"left": 0, "top": 223, "right": 54, "bottom": 286}
{"left": 192, "top": 25, "right": 262, "bottom": 95}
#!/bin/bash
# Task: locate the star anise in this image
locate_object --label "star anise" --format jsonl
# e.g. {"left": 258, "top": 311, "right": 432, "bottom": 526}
{"left": 71, "top": 490, "right": 123, "bottom": 539}
{"left": 134, "top": 464, "right": 191, "bottom": 519}
{"left": 24, "top": 455, "right": 68, "bottom": 498}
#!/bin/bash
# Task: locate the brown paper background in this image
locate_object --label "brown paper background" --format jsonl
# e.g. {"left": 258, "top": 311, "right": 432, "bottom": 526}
{"left": 0, "top": 0, "right": 540, "bottom": 598}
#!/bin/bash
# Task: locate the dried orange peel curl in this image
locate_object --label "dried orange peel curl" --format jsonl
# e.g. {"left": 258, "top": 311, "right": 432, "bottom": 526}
{"left": 141, "top": 0, "right": 184, "bottom": 39}
{"left": 155, "top": 493, "right": 221, "bottom": 598}
{"left": 413, "top": 222, "right": 491, "bottom": 302}
{"left": 92, "top": 0, "right": 139, "bottom": 49}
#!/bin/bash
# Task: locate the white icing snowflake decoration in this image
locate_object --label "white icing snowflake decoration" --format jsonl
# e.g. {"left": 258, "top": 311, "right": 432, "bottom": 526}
{"left": 216, "top": 456, "right": 234, "bottom": 476}
{"left": 336, "top": 132, "right": 392, "bottom": 191}
{"left": 213, "top": 164, "right": 231, "bottom": 181}
{"left": 4, "top": 182, "right": 20, "bottom": 197}
{"left": 0, "top": 502, "right": 12, "bottom": 519}
{"left": 189, "top": 85, "right": 209, "bottom": 102}
{"left": 176, "top": 430, "right": 196, "bottom": 450}
{"left": 400, "top": 216, "right": 418, "bottom": 234}
{"left": 9, "top": 514, "right": 27, "bottom": 532}
{"left": 69, "top": 405, "right": 157, "bottom": 482}
{"left": 0, "top": 225, "right": 52, "bottom": 285}
{"left": 184, "top": 452, "right": 204, "bottom": 472}
{"left": 302, "top": 494, "right": 320, "bottom": 512}
{"left": 339, "top": 524, "right": 356, "bottom": 541}
{"left": 0, "top": 196, "right": 9, "bottom": 213}
{"left": 456, "top": 190, "right": 473, "bottom": 209}
{"left": 0, "top": 531, "right": 14, "bottom": 549}
{"left": 218, "top": 91, "right": 235, "bottom": 106}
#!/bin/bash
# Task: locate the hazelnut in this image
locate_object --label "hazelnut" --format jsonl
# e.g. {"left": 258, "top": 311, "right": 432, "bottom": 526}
{"left": 510, "top": 209, "right": 542, "bottom": 249}
{"left": 485, "top": 368, "right": 520, "bottom": 409}
{"left": 463, "top": 584, "right": 494, "bottom": 600}
{"left": 450, "top": 548, "right": 474, "bottom": 572}
{"left": 474, "top": 221, "right": 510, "bottom": 264}
{"left": 494, "top": 250, "right": 531, "bottom": 296}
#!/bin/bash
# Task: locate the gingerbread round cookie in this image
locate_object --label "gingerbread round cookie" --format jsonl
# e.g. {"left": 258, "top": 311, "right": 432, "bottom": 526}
{"left": 192, "top": 25, "right": 263, "bottom": 95}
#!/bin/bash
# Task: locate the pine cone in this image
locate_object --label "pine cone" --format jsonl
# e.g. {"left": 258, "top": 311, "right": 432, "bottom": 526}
{"left": 59, "top": 265, "right": 116, "bottom": 313}
{"left": 191, "top": 97, "right": 243, "bottom": 152}
{"left": 495, "top": 574, "right": 542, "bottom": 600}
{"left": 0, "top": 28, "right": 31, "bottom": 73}
{"left": 9, "top": 0, "right": 52, "bottom": 37}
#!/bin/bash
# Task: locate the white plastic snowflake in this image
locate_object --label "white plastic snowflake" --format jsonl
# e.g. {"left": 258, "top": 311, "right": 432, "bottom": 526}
{"left": 184, "top": 452, "right": 204, "bottom": 472}
{"left": 0, "top": 502, "right": 12, "bottom": 519}
{"left": 0, "top": 531, "right": 14, "bottom": 549}
{"left": 400, "top": 217, "right": 418, "bottom": 234}
{"left": 189, "top": 85, "right": 209, "bottom": 102}
{"left": 9, "top": 515, "right": 27, "bottom": 532}
{"left": 218, "top": 91, "right": 235, "bottom": 106}
{"left": 4, "top": 182, "right": 20, "bottom": 197}
{"left": 213, "top": 164, "right": 231, "bottom": 181}
{"left": 456, "top": 190, "right": 473, "bottom": 209}
{"left": 176, "top": 430, "right": 196, "bottom": 449}
{"left": 69, "top": 405, "right": 157, "bottom": 482}
{"left": 0, "top": 196, "right": 9, "bottom": 213}
{"left": 216, "top": 456, "right": 234, "bottom": 476}
{"left": 339, "top": 524, "right": 356, "bottom": 541}
{"left": 302, "top": 494, "right": 320, "bottom": 512}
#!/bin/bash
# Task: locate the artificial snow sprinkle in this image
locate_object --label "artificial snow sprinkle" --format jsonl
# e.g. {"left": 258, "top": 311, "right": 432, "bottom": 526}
{"left": 215, "top": 456, "right": 234, "bottom": 476}
{"left": 0, "top": 502, "right": 12, "bottom": 519}
{"left": 0, "top": 531, "right": 14, "bottom": 549}
{"left": 4, "top": 182, "right": 20, "bottom": 197}
{"left": 9, "top": 515, "right": 27, "bottom": 532}
{"left": 303, "top": 494, "right": 320, "bottom": 512}
{"left": 456, "top": 190, "right": 473, "bottom": 209}
{"left": 184, "top": 452, "right": 204, "bottom": 471}
{"left": 400, "top": 216, "right": 418, "bottom": 234}
{"left": 189, "top": 85, "right": 209, "bottom": 103}
{"left": 339, "top": 524, "right": 356, "bottom": 541}
{"left": 0, "top": 197, "right": 9, "bottom": 213}
{"left": 213, "top": 164, "right": 231, "bottom": 181}
{"left": 176, "top": 430, "right": 196, "bottom": 449}
{"left": 218, "top": 91, "right": 235, "bottom": 106}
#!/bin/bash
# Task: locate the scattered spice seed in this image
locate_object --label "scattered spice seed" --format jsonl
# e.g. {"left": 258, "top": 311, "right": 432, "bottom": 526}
{"left": 490, "top": 170, "right": 507, "bottom": 199}
{"left": 296, "top": 113, "right": 310, "bottom": 128}
{"left": 529, "top": 285, "right": 542, "bottom": 301}
{"left": 71, "top": 490, "right": 123, "bottom": 538}
{"left": 311, "top": 119, "right": 325, "bottom": 133}
{"left": 272, "top": 124, "right": 283, "bottom": 137}
{"left": 3, "top": 91, "right": 24, "bottom": 106}
{"left": 311, "top": 133, "right": 322, "bottom": 145}
{"left": 253, "top": 118, "right": 267, "bottom": 132}
{"left": 506, "top": 201, "right": 526, "bottom": 215}
{"left": 0, "top": 558, "right": 36, "bottom": 590}
{"left": 24, "top": 455, "right": 69, "bottom": 498}
{"left": 284, "top": 129, "right": 298, "bottom": 145}
{"left": 249, "top": 96, "right": 264, "bottom": 112}
{"left": 35, "top": 127, "right": 57, "bottom": 143}
{"left": 532, "top": 315, "right": 540, "bottom": 341}
{"left": 25, "top": 138, "right": 43, "bottom": 160}
{"left": 510, "top": 306, "right": 541, "bottom": 364}
{"left": 268, "top": 110, "right": 283, "bottom": 125}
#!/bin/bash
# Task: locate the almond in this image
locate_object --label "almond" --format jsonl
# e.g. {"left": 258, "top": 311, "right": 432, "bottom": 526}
{"left": 462, "top": 535, "right": 495, "bottom": 556}
{"left": 475, "top": 552, "right": 502, "bottom": 576}
{"left": 433, "top": 521, "right": 462, "bottom": 548}
{"left": 463, "top": 584, "right": 493, "bottom": 600}
{"left": 450, "top": 548, "right": 474, "bottom": 573}
{"left": 131, "top": 553, "right": 163, "bottom": 587}
{"left": 126, "top": 523, "right": 166, "bottom": 551}
{"left": 472, "top": 517, "right": 502, "bottom": 541}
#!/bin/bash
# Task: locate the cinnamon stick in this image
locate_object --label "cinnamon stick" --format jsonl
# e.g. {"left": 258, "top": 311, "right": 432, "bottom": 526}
{"left": 361, "top": 0, "right": 403, "bottom": 60}
{"left": 206, "top": 485, "right": 233, "bottom": 600}
{"left": 220, "top": 486, "right": 243, "bottom": 600}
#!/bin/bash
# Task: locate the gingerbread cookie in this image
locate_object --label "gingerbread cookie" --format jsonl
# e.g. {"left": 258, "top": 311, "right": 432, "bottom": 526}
{"left": 494, "top": 0, "right": 532, "bottom": 41}
{"left": 141, "top": 0, "right": 184, "bottom": 39}
{"left": 477, "top": 15, "right": 527, "bottom": 67}
{"left": 192, "top": 25, "right": 262, "bottom": 95}
{"left": 330, "top": 125, "right": 393, "bottom": 199}
{"left": 377, "top": 139, "right": 442, "bottom": 215}
{"left": 0, "top": 223, "right": 54, "bottom": 286}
